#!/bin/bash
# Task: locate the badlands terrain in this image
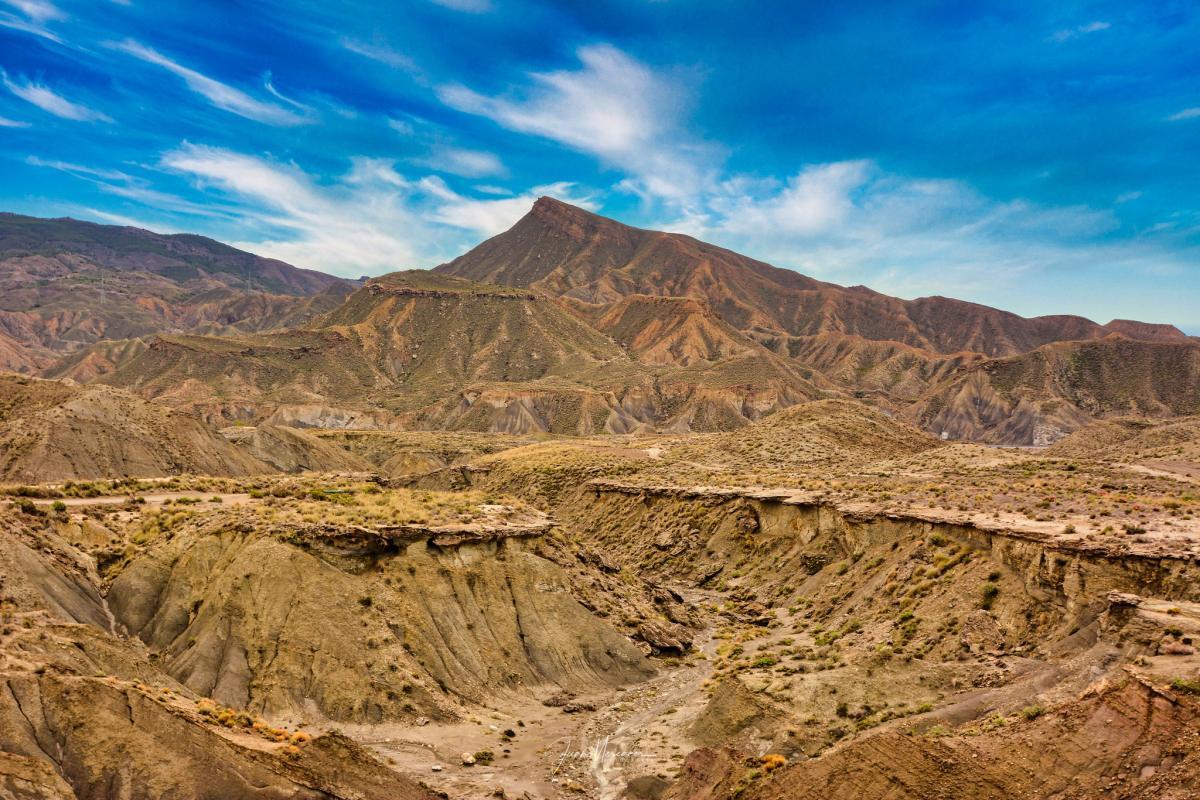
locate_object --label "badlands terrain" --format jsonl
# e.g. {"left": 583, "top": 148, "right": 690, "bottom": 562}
{"left": 0, "top": 202, "right": 1199, "bottom": 799}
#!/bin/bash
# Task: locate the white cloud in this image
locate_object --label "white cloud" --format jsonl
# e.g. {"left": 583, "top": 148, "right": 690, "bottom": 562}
{"left": 1050, "top": 20, "right": 1111, "bottom": 42}
{"left": 108, "top": 39, "right": 310, "bottom": 126}
{"left": 75, "top": 207, "right": 169, "bottom": 229}
{"left": 418, "top": 146, "right": 505, "bottom": 178}
{"left": 438, "top": 44, "right": 710, "bottom": 200}
{"left": 1, "top": 0, "right": 62, "bottom": 22}
{"left": 1168, "top": 107, "right": 1200, "bottom": 122}
{"left": 0, "top": 11, "right": 60, "bottom": 42}
{"left": 1, "top": 72, "right": 111, "bottom": 122}
{"left": 430, "top": 0, "right": 492, "bottom": 12}
{"left": 652, "top": 158, "right": 1138, "bottom": 301}
{"left": 705, "top": 161, "right": 876, "bottom": 237}
{"left": 154, "top": 143, "right": 588, "bottom": 274}
{"left": 26, "top": 155, "right": 236, "bottom": 218}
{"left": 340, "top": 36, "right": 418, "bottom": 71}
{"left": 429, "top": 178, "right": 593, "bottom": 234}
{"left": 0, "top": 114, "right": 29, "bottom": 127}
{"left": 26, "top": 156, "right": 129, "bottom": 180}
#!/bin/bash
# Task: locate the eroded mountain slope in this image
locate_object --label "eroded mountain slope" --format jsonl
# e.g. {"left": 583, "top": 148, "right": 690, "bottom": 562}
{"left": 910, "top": 337, "right": 1200, "bottom": 445}
{"left": 0, "top": 213, "right": 352, "bottom": 373}
{"left": 0, "top": 374, "right": 268, "bottom": 482}
{"left": 102, "top": 271, "right": 825, "bottom": 433}
{"left": 435, "top": 197, "right": 1184, "bottom": 358}
{"left": 105, "top": 484, "right": 655, "bottom": 723}
{"left": 0, "top": 507, "right": 439, "bottom": 800}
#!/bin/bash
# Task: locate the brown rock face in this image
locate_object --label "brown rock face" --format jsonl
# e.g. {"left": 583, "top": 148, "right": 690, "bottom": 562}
{"left": 436, "top": 198, "right": 1173, "bottom": 358}
{"left": 0, "top": 514, "right": 439, "bottom": 800}
{"left": 106, "top": 509, "right": 654, "bottom": 722}
{"left": 0, "top": 374, "right": 269, "bottom": 482}
{"left": 909, "top": 337, "right": 1200, "bottom": 445}
{"left": 0, "top": 213, "right": 352, "bottom": 373}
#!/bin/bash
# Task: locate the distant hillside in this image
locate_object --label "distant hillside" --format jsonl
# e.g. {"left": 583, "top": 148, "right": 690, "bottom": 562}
{"left": 102, "top": 271, "right": 825, "bottom": 434}
{"left": 1047, "top": 415, "right": 1200, "bottom": 463}
{"left": 678, "top": 398, "right": 942, "bottom": 470}
{"left": 0, "top": 213, "right": 340, "bottom": 294}
{"left": 0, "top": 213, "right": 353, "bottom": 372}
{"left": 770, "top": 330, "right": 984, "bottom": 402}
{"left": 578, "top": 295, "right": 768, "bottom": 367}
{"left": 909, "top": 337, "right": 1200, "bottom": 445}
{"left": 436, "top": 197, "right": 1185, "bottom": 359}
{"left": 9, "top": 200, "right": 1195, "bottom": 445}
{"left": 0, "top": 374, "right": 268, "bottom": 482}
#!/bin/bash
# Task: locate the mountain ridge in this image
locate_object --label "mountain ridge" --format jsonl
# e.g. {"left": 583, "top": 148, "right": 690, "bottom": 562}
{"left": 0, "top": 213, "right": 355, "bottom": 373}
{"left": 436, "top": 197, "right": 1188, "bottom": 357}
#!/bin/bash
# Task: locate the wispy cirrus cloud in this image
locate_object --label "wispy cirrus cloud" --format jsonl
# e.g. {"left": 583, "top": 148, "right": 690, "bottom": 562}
{"left": 155, "top": 143, "right": 588, "bottom": 274}
{"left": 429, "top": 0, "right": 492, "bottom": 12}
{"left": 339, "top": 36, "right": 418, "bottom": 71}
{"left": 108, "top": 39, "right": 311, "bottom": 126}
{"left": 1, "top": 71, "right": 111, "bottom": 122}
{"left": 1168, "top": 107, "right": 1200, "bottom": 122}
{"left": 0, "top": 0, "right": 64, "bottom": 42}
{"left": 1050, "top": 20, "right": 1110, "bottom": 42}
{"left": 438, "top": 44, "right": 712, "bottom": 201}
{"left": 1, "top": 0, "right": 63, "bottom": 22}
{"left": 0, "top": 114, "right": 30, "bottom": 127}
{"left": 417, "top": 146, "right": 505, "bottom": 178}
{"left": 25, "top": 155, "right": 237, "bottom": 218}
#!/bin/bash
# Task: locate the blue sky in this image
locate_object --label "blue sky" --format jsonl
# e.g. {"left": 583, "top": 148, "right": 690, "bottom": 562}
{"left": 1, "top": 0, "right": 1198, "bottom": 330}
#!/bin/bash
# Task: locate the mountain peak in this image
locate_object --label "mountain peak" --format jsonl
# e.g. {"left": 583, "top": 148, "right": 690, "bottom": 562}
{"left": 527, "top": 195, "right": 616, "bottom": 231}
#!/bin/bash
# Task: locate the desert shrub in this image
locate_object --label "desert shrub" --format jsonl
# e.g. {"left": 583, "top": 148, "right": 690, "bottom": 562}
{"left": 1171, "top": 678, "right": 1200, "bottom": 695}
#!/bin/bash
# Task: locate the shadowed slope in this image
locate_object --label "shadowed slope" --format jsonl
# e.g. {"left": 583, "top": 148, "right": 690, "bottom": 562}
{"left": 102, "top": 271, "right": 826, "bottom": 433}
{"left": 0, "top": 213, "right": 353, "bottom": 372}
{"left": 909, "top": 337, "right": 1200, "bottom": 445}
{"left": 436, "top": 198, "right": 1186, "bottom": 359}
{"left": 0, "top": 374, "right": 269, "bottom": 481}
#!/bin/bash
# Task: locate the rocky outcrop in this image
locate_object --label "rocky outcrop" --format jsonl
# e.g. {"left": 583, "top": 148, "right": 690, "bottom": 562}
{"left": 220, "top": 424, "right": 372, "bottom": 473}
{"left": 668, "top": 674, "right": 1200, "bottom": 800}
{"left": 910, "top": 338, "right": 1200, "bottom": 445}
{"left": 0, "top": 374, "right": 270, "bottom": 482}
{"left": 0, "top": 513, "right": 437, "bottom": 800}
{"left": 107, "top": 511, "right": 653, "bottom": 723}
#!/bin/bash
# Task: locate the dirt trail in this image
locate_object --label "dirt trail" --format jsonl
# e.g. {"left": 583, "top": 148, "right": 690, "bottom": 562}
{"left": 587, "top": 628, "right": 717, "bottom": 799}
{"left": 31, "top": 491, "right": 255, "bottom": 508}
{"left": 344, "top": 591, "right": 721, "bottom": 800}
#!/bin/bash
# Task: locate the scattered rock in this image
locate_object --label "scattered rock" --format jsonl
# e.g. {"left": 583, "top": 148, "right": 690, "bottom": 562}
{"left": 654, "top": 529, "right": 679, "bottom": 551}
{"left": 1108, "top": 591, "right": 1143, "bottom": 607}
{"left": 579, "top": 547, "right": 622, "bottom": 573}
{"left": 635, "top": 621, "right": 693, "bottom": 654}
{"left": 562, "top": 700, "right": 597, "bottom": 714}
{"left": 734, "top": 509, "right": 760, "bottom": 534}
{"left": 1159, "top": 639, "right": 1196, "bottom": 656}
{"left": 696, "top": 563, "right": 723, "bottom": 586}
{"left": 624, "top": 774, "right": 670, "bottom": 800}
{"left": 960, "top": 610, "right": 1006, "bottom": 654}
